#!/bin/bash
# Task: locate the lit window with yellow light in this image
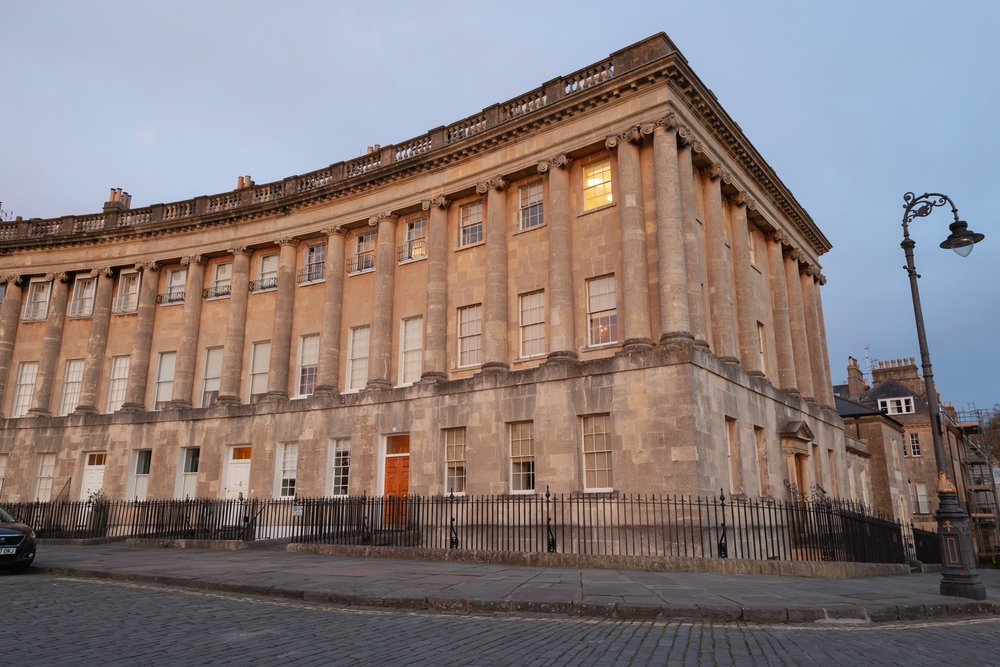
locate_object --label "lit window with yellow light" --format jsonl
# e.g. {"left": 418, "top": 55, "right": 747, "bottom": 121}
{"left": 583, "top": 160, "right": 613, "bottom": 211}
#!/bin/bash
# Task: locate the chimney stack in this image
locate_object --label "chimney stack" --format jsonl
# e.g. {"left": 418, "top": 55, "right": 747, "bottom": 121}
{"left": 847, "top": 356, "right": 866, "bottom": 400}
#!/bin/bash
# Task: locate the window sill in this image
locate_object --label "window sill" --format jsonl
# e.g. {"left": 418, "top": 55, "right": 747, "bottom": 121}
{"left": 297, "top": 279, "right": 325, "bottom": 287}
{"left": 252, "top": 287, "right": 278, "bottom": 294}
{"left": 347, "top": 268, "right": 375, "bottom": 277}
{"left": 751, "top": 262, "right": 762, "bottom": 275}
{"left": 66, "top": 313, "right": 94, "bottom": 319}
{"left": 577, "top": 202, "right": 616, "bottom": 218}
{"left": 111, "top": 310, "right": 138, "bottom": 316}
{"left": 342, "top": 387, "right": 364, "bottom": 394}
{"left": 205, "top": 295, "right": 231, "bottom": 302}
{"left": 513, "top": 223, "right": 545, "bottom": 236}
{"left": 582, "top": 342, "right": 621, "bottom": 353}
{"left": 158, "top": 301, "right": 184, "bottom": 308}
{"left": 512, "top": 355, "right": 546, "bottom": 365}
{"left": 398, "top": 256, "right": 427, "bottom": 266}
{"left": 452, "top": 364, "right": 482, "bottom": 372}
{"left": 454, "top": 240, "right": 485, "bottom": 253}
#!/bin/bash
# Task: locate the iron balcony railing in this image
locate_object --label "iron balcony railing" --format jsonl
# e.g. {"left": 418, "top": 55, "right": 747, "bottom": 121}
{"left": 397, "top": 239, "right": 427, "bottom": 263}
{"left": 156, "top": 291, "right": 185, "bottom": 305}
{"left": 202, "top": 285, "right": 232, "bottom": 299}
{"left": 249, "top": 277, "right": 277, "bottom": 292}
{"left": 348, "top": 252, "right": 375, "bottom": 274}
{"left": 297, "top": 264, "right": 324, "bottom": 284}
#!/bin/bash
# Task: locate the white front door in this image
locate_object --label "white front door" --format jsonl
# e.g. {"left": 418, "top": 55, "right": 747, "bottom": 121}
{"left": 80, "top": 452, "right": 107, "bottom": 500}
{"left": 223, "top": 446, "right": 252, "bottom": 499}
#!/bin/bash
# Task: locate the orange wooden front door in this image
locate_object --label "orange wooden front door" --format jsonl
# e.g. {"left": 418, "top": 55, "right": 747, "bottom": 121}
{"left": 383, "top": 456, "right": 409, "bottom": 525}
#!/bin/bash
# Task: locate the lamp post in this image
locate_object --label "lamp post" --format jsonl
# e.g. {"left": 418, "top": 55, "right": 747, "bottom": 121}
{"left": 901, "top": 191, "right": 986, "bottom": 600}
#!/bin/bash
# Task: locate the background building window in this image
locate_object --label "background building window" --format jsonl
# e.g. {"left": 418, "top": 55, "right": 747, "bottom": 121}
{"left": 68, "top": 276, "right": 95, "bottom": 317}
{"left": 302, "top": 244, "right": 326, "bottom": 283}
{"left": 586, "top": 276, "right": 617, "bottom": 346}
{"left": 349, "top": 232, "right": 375, "bottom": 273}
{"left": 519, "top": 291, "right": 545, "bottom": 358}
{"left": 11, "top": 361, "right": 38, "bottom": 418}
{"left": 916, "top": 483, "right": 930, "bottom": 514}
{"left": 162, "top": 268, "right": 186, "bottom": 303}
{"left": 248, "top": 341, "right": 271, "bottom": 403}
{"left": 331, "top": 438, "right": 351, "bottom": 496}
{"left": 445, "top": 428, "right": 467, "bottom": 494}
{"left": 36, "top": 453, "right": 56, "bottom": 501}
{"left": 279, "top": 442, "right": 298, "bottom": 498}
{"left": 59, "top": 359, "right": 84, "bottom": 415}
{"left": 458, "top": 304, "right": 482, "bottom": 367}
{"left": 459, "top": 201, "right": 483, "bottom": 247}
{"left": 582, "top": 414, "right": 613, "bottom": 490}
{"left": 583, "top": 159, "right": 613, "bottom": 211}
{"left": 297, "top": 334, "right": 319, "bottom": 396}
{"left": 256, "top": 253, "right": 278, "bottom": 291}
{"left": 200, "top": 347, "right": 223, "bottom": 407}
{"left": 24, "top": 280, "right": 52, "bottom": 320}
{"left": 153, "top": 351, "right": 176, "bottom": 410}
{"left": 399, "top": 219, "right": 426, "bottom": 262}
{"left": 519, "top": 182, "right": 544, "bottom": 229}
{"left": 909, "top": 432, "right": 922, "bottom": 457}
{"left": 114, "top": 272, "right": 139, "bottom": 313}
{"left": 106, "top": 356, "right": 129, "bottom": 413}
{"left": 509, "top": 422, "right": 535, "bottom": 493}
{"left": 180, "top": 447, "right": 200, "bottom": 499}
{"left": 878, "top": 398, "right": 914, "bottom": 415}
{"left": 347, "top": 326, "right": 370, "bottom": 391}
{"left": 399, "top": 317, "right": 423, "bottom": 385}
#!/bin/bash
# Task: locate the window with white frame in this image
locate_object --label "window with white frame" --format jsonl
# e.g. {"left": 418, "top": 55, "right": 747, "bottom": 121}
{"left": 106, "top": 356, "right": 129, "bottom": 413}
{"left": 36, "top": 452, "right": 56, "bottom": 501}
{"left": 910, "top": 432, "right": 922, "bottom": 457}
{"left": 509, "top": 422, "right": 535, "bottom": 493}
{"left": 59, "top": 359, "right": 85, "bottom": 415}
{"left": 757, "top": 322, "right": 767, "bottom": 373}
{"left": 878, "top": 397, "right": 914, "bottom": 415}
{"left": 162, "top": 268, "right": 186, "bottom": 304}
{"left": 458, "top": 304, "right": 482, "bottom": 367}
{"left": 302, "top": 243, "right": 326, "bottom": 282}
{"left": 68, "top": 275, "right": 96, "bottom": 317}
{"left": 297, "top": 334, "right": 319, "bottom": 396}
{"left": 399, "top": 317, "right": 423, "bottom": 385}
{"left": 586, "top": 276, "right": 617, "bottom": 346}
{"left": 248, "top": 341, "right": 271, "bottom": 403}
{"left": 153, "top": 351, "right": 176, "bottom": 410}
{"left": 200, "top": 347, "right": 223, "bottom": 407}
{"left": 114, "top": 272, "right": 139, "bottom": 313}
{"left": 256, "top": 253, "right": 278, "bottom": 291}
{"left": 331, "top": 438, "right": 351, "bottom": 496}
{"left": 399, "top": 219, "right": 426, "bottom": 262}
{"left": 582, "top": 414, "right": 613, "bottom": 490}
{"left": 180, "top": 447, "right": 200, "bottom": 498}
{"left": 519, "top": 291, "right": 545, "bottom": 358}
{"left": 347, "top": 326, "right": 370, "bottom": 391}
{"left": 748, "top": 226, "right": 760, "bottom": 266}
{"left": 349, "top": 232, "right": 375, "bottom": 274}
{"left": 445, "top": 428, "right": 467, "bottom": 494}
{"left": 459, "top": 201, "right": 483, "bottom": 247}
{"left": 133, "top": 450, "right": 152, "bottom": 501}
{"left": 11, "top": 361, "right": 38, "bottom": 418}
{"left": 278, "top": 442, "right": 298, "bottom": 497}
{"left": 916, "top": 483, "right": 930, "bottom": 514}
{"left": 583, "top": 159, "right": 613, "bottom": 211}
{"left": 0, "top": 453, "right": 7, "bottom": 499}
{"left": 23, "top": 279, "right": 51, "bottom": 321}
{"left": 519, "top": 182, "right": 544, "bottom": 229}
{"left": 205, "top": 261, "right": 231, "bottom": 299}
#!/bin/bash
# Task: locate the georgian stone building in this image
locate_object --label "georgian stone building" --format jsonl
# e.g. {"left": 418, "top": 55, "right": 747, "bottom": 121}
{"left": 0, "top": 34, "right": 845, "bottom": 505}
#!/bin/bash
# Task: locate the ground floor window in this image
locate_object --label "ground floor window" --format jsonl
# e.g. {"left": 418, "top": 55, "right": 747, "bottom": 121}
{"left": 509, "top": 422, "right": 535, "bottom": 493}
{"left": 331, "top": 439, "right": 351, "bottom": 496}
{"left": 582, "top": 414, "right": 613, "bottom": 491}
{"left": 445, "top": 428, "right": 466, "bottom": 494}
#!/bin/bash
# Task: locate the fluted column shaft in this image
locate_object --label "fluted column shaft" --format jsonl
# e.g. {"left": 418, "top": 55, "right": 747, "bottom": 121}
{"left": 421, "top": 199, "right": 450, "bottom": 380}
{"left": 480, "top": 176, "right": 511, "bottom": 370}
{"left": 652, "top": 123, "right": 692, "bottom": 342}
{"left": 367, "top": 214, "right": 398, "bottom": 389}
{"left": 167, "top": 257, "right": 206, "bottom": 408}
{"left": 801, "top": 270, "right": 832, "bottom": 409}
{"left": 28, "top": 274, "right": 70, "bottom": 416}
{"left": 538, "top": 156, "right": 577, "bottom": 360}
{"left": 814, "top": 277, "right": 834, "bottom": 408}
{"left": 316, "top": 228, "right": 346, "bottom": 392}
{"left": 0, "top": 276, "right": 23, "bottom": 416}
{"left": 765, "top": 235, "right": 797, "bottom": 394}
{"left": 608, "top": 132, "right": 653, "bottom": 350}
{"left": 784, "top": 251, "right": 814, "bottom": 402}
{"left": 702, "top": 168, "right": 738, "bottom": 362}
{"left": 729, "top": 199, "right": 762, "bottom": 375}
{"left": 215, "top": 250, "right": 251, "bottom": 405}
{"left": 677, "top": 144, "right": 708, "bottom": 346}
{"left": 75, "top": 268, "right": 115, "bottom": 413}
{"left": 122, "top": 262, "right": 161, "bottom": 410}
{"left": 266, "top": 239, "right": 300, "bottom": 399}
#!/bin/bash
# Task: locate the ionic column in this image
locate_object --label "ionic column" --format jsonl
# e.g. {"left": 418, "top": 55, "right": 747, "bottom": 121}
{"left": 121, "top": 262, "right": 161, "bottom": 411}
{"left": 814, "top": 273, "right": 835, "bottom": 408}
{"left": 606, "top": 128, "right": 653, "bottom": 350}
{"left": 315, "top": 227, "right": 347, "bottom": 393}
{"left": 477, "top": 175, "right": 511, "bottom": 370}
{"left": 537, "top": 155, "right": 577, "bottom": 360}
{"left": 75, "top": 267, "right": 115, "bottom": 413}
{"left": 167, "top": 256, "right": 206, "bottom": 408}
{"left": 649, "top": 118, "right": 692, "bottom": 342}
{"left": 421, "top": 198, "right": 451, "bottom": 380}
{"left": 27, "top": 273, "right": 70, "bottom": 416}
{"left": 765, "top": 233, "right": 798, "bottom": 394}
{"left": 676, "top": 130, "right": 708, "bottom": 347}
{"left": 0, "top": 275, "right": 23, "bottom": 416}
{"left": 366, "top": 213, "right": 398, "bottom": 389}
{"left": 729, "top": 194, "right": 762, "bottom": 375}
{"left": 801, "top": 266, "right": 832, "bottom": 409}
{"left": 702, "top": 165, "right": 738, "bottom": 363}
{"left": 215, "top": 249, "right": 251, "bottom": 405}
{"left": 265, "top": 237, "right": 300, "bottom": 400}
{"left": 784, "top": 249, "right": 814, "bottom": 402}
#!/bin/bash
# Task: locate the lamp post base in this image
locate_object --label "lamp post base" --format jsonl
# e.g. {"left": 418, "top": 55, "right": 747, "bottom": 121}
{"left": 935, "top": 476, "right": 987, "bottom": 600}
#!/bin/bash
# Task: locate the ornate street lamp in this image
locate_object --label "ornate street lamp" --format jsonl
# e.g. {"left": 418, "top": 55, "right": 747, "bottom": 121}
{"left": 901, "top": 192, "right": 986, "bottom": 600}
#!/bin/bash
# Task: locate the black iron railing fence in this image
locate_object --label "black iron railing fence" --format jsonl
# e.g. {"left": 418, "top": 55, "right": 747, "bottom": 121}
{"left": 4, "top": 492, "right": 907, "bottom": 564}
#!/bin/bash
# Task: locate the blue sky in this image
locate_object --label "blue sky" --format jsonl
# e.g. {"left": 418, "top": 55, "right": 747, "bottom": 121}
{"left": 2, "top": 1, "right": 997, "bottom": 410}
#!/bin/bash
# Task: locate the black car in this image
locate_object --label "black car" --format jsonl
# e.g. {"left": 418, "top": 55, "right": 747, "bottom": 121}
{"left": 0, "top": 505, "right": 36, "bottom": 573}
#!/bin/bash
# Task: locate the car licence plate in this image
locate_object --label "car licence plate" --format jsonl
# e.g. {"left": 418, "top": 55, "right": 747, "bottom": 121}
{"left": 0, "top": 547, "right": 16, "bottom": 555}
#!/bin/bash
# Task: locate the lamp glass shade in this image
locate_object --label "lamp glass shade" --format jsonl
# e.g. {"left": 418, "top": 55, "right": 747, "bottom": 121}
{"left": 939, "top": 220, "right": 984, "bottom": 257}
{"left": 952, "top": 242, "right": 975, "bottom": 257}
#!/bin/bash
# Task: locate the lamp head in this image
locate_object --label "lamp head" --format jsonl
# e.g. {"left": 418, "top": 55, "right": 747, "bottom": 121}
{"left": 940, "top": 220, "right": 985, "bottom": 257}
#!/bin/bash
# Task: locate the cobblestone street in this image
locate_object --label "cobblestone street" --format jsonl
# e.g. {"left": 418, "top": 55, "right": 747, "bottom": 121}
{"left": 5, "top": 574, "right": 1000, "bottom": 666}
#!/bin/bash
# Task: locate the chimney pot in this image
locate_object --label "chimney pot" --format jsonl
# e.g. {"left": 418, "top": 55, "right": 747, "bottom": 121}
{"left": 15, "top": 215, "right": 21, "bottom": 221}
{"left": 238, "top": 176, "right": 245, "bottom": 189}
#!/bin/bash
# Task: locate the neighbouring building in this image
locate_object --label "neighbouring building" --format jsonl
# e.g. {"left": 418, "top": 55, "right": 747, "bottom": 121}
{"left": 0, "top": 34, "right": 846, "bottom": 505}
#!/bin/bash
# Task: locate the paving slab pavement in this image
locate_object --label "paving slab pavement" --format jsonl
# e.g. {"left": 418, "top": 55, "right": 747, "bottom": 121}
{"left": 21, "top": 543, "right": 1000, "bottom": 623}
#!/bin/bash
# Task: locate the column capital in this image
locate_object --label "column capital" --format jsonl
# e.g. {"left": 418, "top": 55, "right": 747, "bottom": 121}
{"left": 275, "top": 236, "right": 300, "bottom": 247}
{"left": 801, "top": 262, "right": 820, "bottom": 277}
{"left": 43, "top": 272, "right": 69, "bottom": 283}
{"left": 765, "top": 230, "right": 787, "bottom": 245}
{"left": 700, "top": 164, "right": 724, "bottom": 180}
{"left": 536, "top": 154, "right": 572, "bottom": 173}
{"left": 228, "top": 246, "right": 251, "bottom": 256}
{"left": 134, "top": 261, "right": 161, "bottom": 273}
{"left": 90, "top": 266, "right": 115, "bottom": 277}
{"left": 640, "top": 113, "right": 679, "bottom": 137}
{"left": 605, "top": 126, "right": 642, "bottom": 149}
{"left": 368, "top": 212, "right": 399, "bottom": 227}
{"left": 782, "top": 246, "right": 802, "bottom": 261}
{"left": 817, "top": 273, "right": 827, "bottom": 286}
{"left": 728, "top": 191, "right": 757, "bottom": 210}
{"left": 475, "top": 175, "right": 508, "bottom": 194}
{"left": 676, "top": 124, "right": 705, "bottom": 152}
{"left": 322, "top": 225, "right": 349, "bottom": 236}
{"left": 421, "top": 196, "right": 452, "bottom": 211}
{"left": 0, "top": 274, "right": 23, "bottom": 285}
{"left": 180, "top": 255, "right": 205, "bottom": 266}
